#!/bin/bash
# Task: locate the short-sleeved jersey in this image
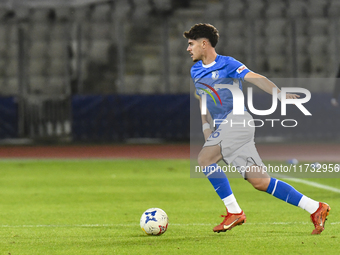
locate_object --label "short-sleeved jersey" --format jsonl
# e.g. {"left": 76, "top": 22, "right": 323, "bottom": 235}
{"left": 191, "top": 55, "right": 251, "bottom": 121}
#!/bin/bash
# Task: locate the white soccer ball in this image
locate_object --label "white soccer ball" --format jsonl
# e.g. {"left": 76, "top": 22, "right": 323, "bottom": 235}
{"left": 140, "top": 208, "right": 169, "bottom": 235}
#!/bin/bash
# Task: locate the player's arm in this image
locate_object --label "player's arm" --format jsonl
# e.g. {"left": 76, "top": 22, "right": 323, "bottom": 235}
{"left": 244, "top": 72, "right": 299, "bottom": 100}
{"left": 199, "top": 97, "right": 213, "bottom": 141}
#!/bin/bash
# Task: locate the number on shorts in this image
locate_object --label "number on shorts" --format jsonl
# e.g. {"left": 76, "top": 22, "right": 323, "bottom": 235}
{"left": 210, "top": 129, "right": 221, "bottom": 139}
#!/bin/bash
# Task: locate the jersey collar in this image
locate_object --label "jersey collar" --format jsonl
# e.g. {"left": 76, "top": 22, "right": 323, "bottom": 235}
{"left": 201, "top": 55, "right": 219, "bottom": 68}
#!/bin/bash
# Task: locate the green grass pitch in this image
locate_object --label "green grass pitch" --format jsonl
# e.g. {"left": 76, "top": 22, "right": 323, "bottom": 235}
{"left": 0, "top": 159, "right": 339, "bottom": 254}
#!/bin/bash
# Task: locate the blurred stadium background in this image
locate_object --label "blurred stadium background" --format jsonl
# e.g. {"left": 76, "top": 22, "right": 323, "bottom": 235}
{"left": 0, "top": 0, "right": 339, "bottom": 144}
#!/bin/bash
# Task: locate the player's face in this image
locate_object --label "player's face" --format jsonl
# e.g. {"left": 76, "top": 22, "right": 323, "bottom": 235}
{"left": 187, "top": 39, "right": 203, "bottom": 62}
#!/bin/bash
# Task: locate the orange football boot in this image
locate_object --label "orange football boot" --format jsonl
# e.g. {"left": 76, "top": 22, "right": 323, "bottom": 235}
{"left": 213, "top": 210, "right": 246, "bottom": 233}
{"left": 310, "top": 202, "right": 331, "bottom": 235}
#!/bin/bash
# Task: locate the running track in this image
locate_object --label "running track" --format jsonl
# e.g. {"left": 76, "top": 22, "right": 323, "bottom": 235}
{"left": 0, "top": 143, "right": 338, "bottom": 162}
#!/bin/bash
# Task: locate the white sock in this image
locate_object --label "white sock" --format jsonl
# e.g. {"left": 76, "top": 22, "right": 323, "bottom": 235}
{"left": 298, "top": 195, "right": 320, "bottom": 214}
{"left": 222, "top": 194, "right": 242, "bottom": 214}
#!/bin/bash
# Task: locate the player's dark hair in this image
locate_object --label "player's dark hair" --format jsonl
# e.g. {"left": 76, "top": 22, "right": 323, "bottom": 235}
{"left": 183, "top": 23, "right": 219, "bottom": 48}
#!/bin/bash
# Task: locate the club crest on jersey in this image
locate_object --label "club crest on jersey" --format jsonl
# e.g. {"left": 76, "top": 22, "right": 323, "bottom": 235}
{"left": 211, "top": 70, "right": 219, "bottom": 80}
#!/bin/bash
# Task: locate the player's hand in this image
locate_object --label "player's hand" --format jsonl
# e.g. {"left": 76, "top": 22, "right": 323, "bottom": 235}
{"left": 285, "top": 93, "right": 300, "bottom": 99}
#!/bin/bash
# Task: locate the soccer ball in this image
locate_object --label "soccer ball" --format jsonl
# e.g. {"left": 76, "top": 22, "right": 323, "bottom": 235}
{"left": 140, "top": 208, "right": 169, "bottom": 235}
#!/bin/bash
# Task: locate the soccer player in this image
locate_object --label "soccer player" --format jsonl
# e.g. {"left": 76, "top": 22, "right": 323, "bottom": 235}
{"left": 183, "top": 23, "right": 330, "bottom": 235}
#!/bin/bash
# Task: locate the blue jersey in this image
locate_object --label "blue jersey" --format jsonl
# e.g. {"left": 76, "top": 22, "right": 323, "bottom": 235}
{"left": 191, "top": 55, "right": 251, "bottom": 121}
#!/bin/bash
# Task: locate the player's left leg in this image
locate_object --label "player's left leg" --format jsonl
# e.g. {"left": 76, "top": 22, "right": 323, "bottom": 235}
{"left": 245, "top": 165, "right": 331, "bottom": 235}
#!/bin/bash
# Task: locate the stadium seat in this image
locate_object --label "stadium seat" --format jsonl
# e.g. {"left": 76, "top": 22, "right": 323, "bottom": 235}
{"left": 252, "top": 19, "right": 266, "bottom": 38}
{"left": 114, "top": 0, "right": 132, "bottom": 19}
{"left": 177, "top": 75, "right": 191, "bottom": 93}
{"left": 169, "top": 56, "right": 182, "bottom": 75}
{"left": 296, "top": 53, "right": 310, "bottom": 74}
{"left": 169, "top": 75, "right": 181, "bottom": 94}
{"left": 308, "top": 55, "right": 331, "bottom": 76}
{"left": 142, "top": 56, "right": 161, "bottom": 75}
{"left": 4, "top": 77, "right": 19, "bottom": 95}
{"left": 264, "top": 36, "right": 288, "bottom": 55}
{"left": 306, "top": 0, "right": 327, "bottom": 17}
{"left": 306, "top": 35, "right": 331, "bottom": 76}
{"left": 72, "top": 7, "right": 87, "bottom": 22}
{"left": 307, "top": 36, "right": 328, "bottom": 55}
{"left": 287, "top": 0, "right": 307, "bottom": 17}
{"left": 140, "top": 74, "right": 162, "bottom": 94}
{"left": 181, "top": 57, "right": 195, "bottom": 75}
{"left": 5, "top": 59, "right": 18, "bottom": 77}
{"left": 225, "top": 37, "right": 247, "bottom": 56}
{"left": 31, "top": 8, "right": 50, "bottom": 22}
{"left": 28, "top": 59, "right": 47, "bottom": 76}
{"left": 0, "top": 24, "right": 6, "bottom": 40}
{"left": 91, "top": 3, "right": 112, "bottom": 22}
{"left": 264, "top": 18, "right": 288, "bottom": 37}
{"left": 204, "top": 2, "right": 223, "bottom": 19}
{"left": 47, "top": 59, "right": 66, "bottom": 76}
{"left": 294, "top": 19, "right": 308, "bottom": 37}
{"left": 225, "top": 20, "right": 246, "bottom": 38}
{"left": 225, "top": 0, "right": 245, "bottom": 18}
{"left": 29, "top": 23, "right": 50, "bottom": 41}
{"left": 6, "top": 24, "right": 18, "bottom": 43}
{"left": 91, "top": 22, "right": 113, "bottom": 40}
{"left": 169, "top": 37, "right": 183, "bottom": 57}
{"left": 48, "top": 76, "right": 66, "bottom": 94}
{"left": 265, "top": 0, "right": 286, "bottom": 18}
{"left": 267, "top": 55, "right": 288, "bottom": 75}
{"left": 28, "top": 76, "right": 46, "bottom": 93}
{"left": 169, "top": 75, "right": 190, "bottom": 94}
{"left": 89, "top": 40, "right": 111, "bottom": 63}
{"left": 49, "top": 22, "right": 67, "bottom": 40}
{"left": 306, "top": 18, "right": 329, "bottom": 36}
{"left": 132, "top": 0, "right": 151, "bottom": 20}
{"left": 0, "top": 56, "right": 5, "bottom": 72}
{"left": 0, "top": 41, "right": 6, "bottom": 56}
{"left": 124, "top": 74, "right": 142, "bottom": 94}
{"left": 329, "top": 0, "right": 340, "bottom": 16}
{"left": 55, "top": 7, "right": 71, "bottom": 21}
{"left": 29, "top": 41, "right": 49, "bottom": 58}
{"left": 253, "top": 36, "right": 266, "bottom": 56}
{"left": 48, "top": 41, "right": 65, "bottom": 58}
{"left": 153, "top": 0, "right": 172, "bottom": 12}
{"left": 245, "top": 0, "right": 265, "bottom": 18}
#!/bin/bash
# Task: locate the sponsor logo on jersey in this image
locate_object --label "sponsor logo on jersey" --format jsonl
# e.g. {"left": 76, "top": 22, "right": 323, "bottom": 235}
{"left": 236, "top": 65, "right": 247, "bottom": 74}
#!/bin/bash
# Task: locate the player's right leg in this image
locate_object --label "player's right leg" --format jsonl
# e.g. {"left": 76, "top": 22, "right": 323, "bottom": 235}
{"left": 198, "top": 142, "right": 246, "bottom": 233}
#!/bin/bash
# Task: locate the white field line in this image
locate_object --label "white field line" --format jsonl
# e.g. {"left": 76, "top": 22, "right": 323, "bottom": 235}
{"left": 273, "top": 174, "right": 340, "bottom": 193}
{"left": 0, "top": 222, "right": 339, "bottom": 228}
